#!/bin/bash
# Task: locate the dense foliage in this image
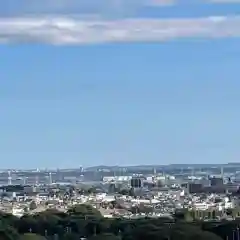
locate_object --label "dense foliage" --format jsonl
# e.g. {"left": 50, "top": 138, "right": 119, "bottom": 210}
{"left": 0, "top": 204, "right": 238, "bottom": 240}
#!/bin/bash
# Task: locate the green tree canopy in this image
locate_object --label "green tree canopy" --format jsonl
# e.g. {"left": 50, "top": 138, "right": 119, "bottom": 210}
{"left": 29, "top": 201, "right": 37, "bottom": 211}
{"left": 19, "top": 233, "right": 47, "bottom": 240}
{"left": 88, "top": 233, "right": 121, "bottom": 240}
{"left": 0, "top": 222, "right": 19, "bottom": 240}
{"left": 67, "top": 204, "right": 102, "bottom": 218}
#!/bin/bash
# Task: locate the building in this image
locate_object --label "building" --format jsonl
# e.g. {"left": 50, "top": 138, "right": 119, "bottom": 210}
{"left": 108, "top": 183, "right": 117, "bottom": 193}
{"left": 181, "top": 183, "right": 203, "bottom": 194}
{"left": 188, "top": 183, "right": 203, "bottom": 193}
{"left": 130, "top": 178, "right": 143, "bottom": 188}
{"left": 210, "top": 177, "right": 224, "bottom": 186}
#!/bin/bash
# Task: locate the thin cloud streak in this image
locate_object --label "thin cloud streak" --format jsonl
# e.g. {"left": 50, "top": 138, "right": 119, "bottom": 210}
{"left": 0, "top": 15, "right": 239, "bottom": 44}
{"left": 207, "top": 0, "right": 240, "bottom": 2}
{"left": 1, "top": 0, "right": 239, "bottom": 18}
{"left": 0, "top": 0, "right": 175, "bottom": 17}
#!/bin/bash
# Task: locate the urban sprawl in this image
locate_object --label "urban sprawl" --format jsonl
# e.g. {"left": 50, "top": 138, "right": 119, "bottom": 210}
{"left": 1, "top": 164, "right": 240, "bottom": 240}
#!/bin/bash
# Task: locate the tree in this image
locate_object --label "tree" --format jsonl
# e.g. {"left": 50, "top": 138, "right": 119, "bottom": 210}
{"left": 87, "top": 187, "right": 97, "bottom": 195}
{"left": 29, "top": 201, "right": 37, "bottom": 211}
{"left": 19, "top": 233, "right": 46, "bottom": 240}
{"left": 188, "top": 230, "right": 223, "bottom": 240}
{"left": 169, "top": 224, "right": 222, "bottom": 240}
{"left": 17, "top": 216, "right": 38, "bottom": 234}
{"left": 118, "top": 189, "right": 129, "bottom": 195}
{"left": 0, "top": 201, "right": 239, "bottom": 240}
{"left": 88, "top": 233, "right": 121, "bottom": 240}
{"left": 68, "top": 204, "right": 102, "bottom": 219}
{"left": 174, "top": 209, "right": 187, "bottom": 221}
{"left": 184, "top": 211, "right": 193, "bottom": 222}
{"left": 34, "top": 211, "right": 61, "bottom": 236}
{"left": 0, "top": 222, "right": 19, "bottom": 240}
{"left": 131, "top": 223, "right": 166, "bottom": 240}
{"left": 62, "top": 233, "right": 79, "bottom": 240}
{"left": 0, "top": 212, "right": 18, "bottom": 227}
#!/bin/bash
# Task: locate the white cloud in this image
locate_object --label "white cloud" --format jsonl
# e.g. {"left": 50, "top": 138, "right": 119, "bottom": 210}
{"left": 0, "top": 15, "right": 239, "bottom": 44}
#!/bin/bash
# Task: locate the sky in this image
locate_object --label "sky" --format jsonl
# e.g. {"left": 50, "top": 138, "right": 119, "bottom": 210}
{"left": 0, "top": 1, "right": 240, "bottom": 169}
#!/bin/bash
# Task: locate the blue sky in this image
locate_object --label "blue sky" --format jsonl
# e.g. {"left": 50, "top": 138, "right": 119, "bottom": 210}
{"left": 0, "top": 1, "right": 240, "bottom": 169}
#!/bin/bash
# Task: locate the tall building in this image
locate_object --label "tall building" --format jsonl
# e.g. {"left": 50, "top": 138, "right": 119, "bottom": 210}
{"left": 108, "top": 183, "right": 116, "bottom": 193}
{"left": 181, "top": 183, "right": 203, "bottom": 194}
{"left": 188, "top": 183, "right": 203, "bottom": 193}
{"left": 130, "top": 178, "right": 143, "bottom": 188}
{"left": 210, "top": 177, "right": 224, "bottom": 187}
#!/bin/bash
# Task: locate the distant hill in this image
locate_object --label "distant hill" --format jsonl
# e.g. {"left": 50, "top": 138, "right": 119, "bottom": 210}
{"left": 85, "top": 163, "right": 240, "bottom": 171}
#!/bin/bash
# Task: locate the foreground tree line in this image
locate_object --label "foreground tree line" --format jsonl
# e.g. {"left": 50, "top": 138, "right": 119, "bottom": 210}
{"left": 0, "top": 204, "right": 240, "bottom": 240}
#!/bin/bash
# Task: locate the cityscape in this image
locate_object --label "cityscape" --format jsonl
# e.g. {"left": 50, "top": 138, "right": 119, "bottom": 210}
{"left": 1, "top": 164, "right": 240, "bottom": 239}
{"left": 1, "top": 0, "right": 240, "bottom": 239}
{"left": 1, "top": 163, "right": 240, "bottom": 218}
